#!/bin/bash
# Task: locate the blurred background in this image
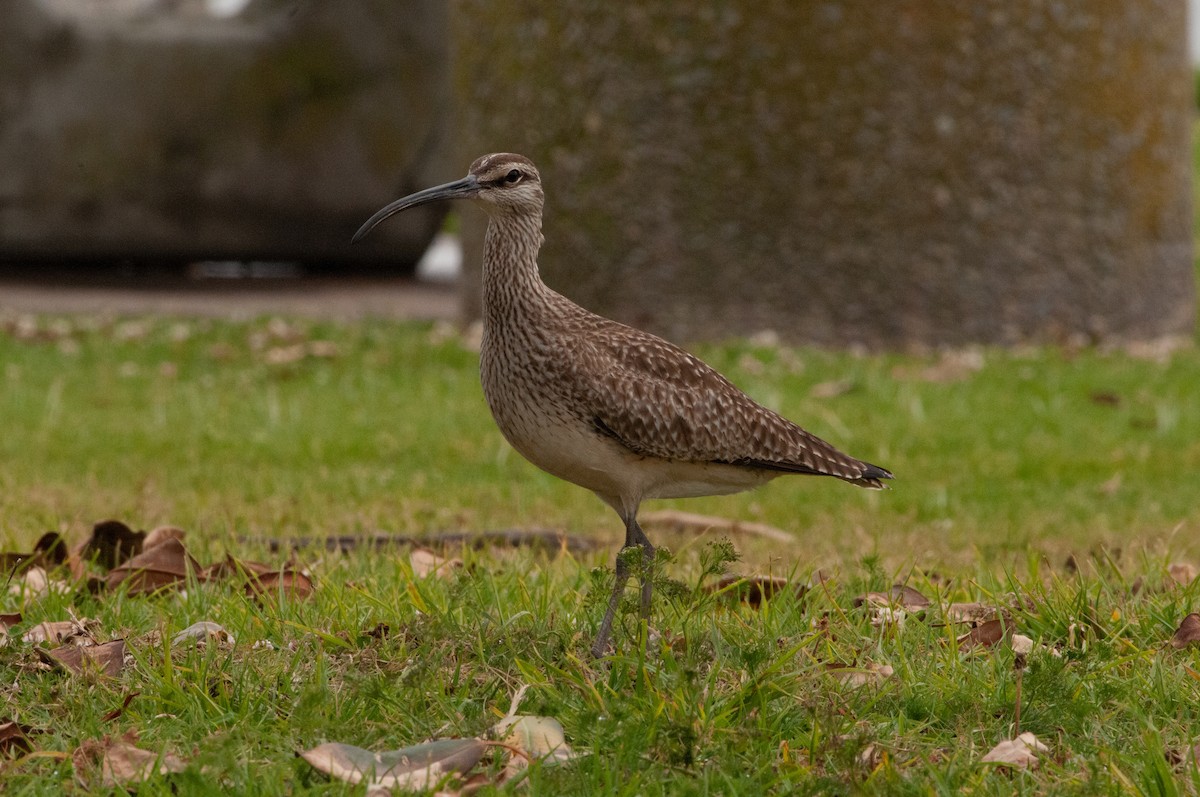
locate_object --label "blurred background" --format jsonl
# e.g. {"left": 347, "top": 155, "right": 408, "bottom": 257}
{"left": 0, "top": 0, "right": 1195, "bottom": 348}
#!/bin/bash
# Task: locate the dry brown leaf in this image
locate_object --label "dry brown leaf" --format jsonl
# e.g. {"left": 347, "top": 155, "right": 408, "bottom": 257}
{"left": 958, "top": 618, "right": 1011, "bottom": 651}
{"left": 106, "top": 537, "right": 199, "bottom": 595}
{"left": 639, "top": 509, "right": 792, "bottom": 543}
{"left": 301, "top": 739, "right": 486, "bottom": 790}
{"left": 809, "top": 379, "right": 854, "bottom": 399}
{"left": 944, "top": 602, "right": 999, "bottom": 624}
{"left": 75, "top": 733, "right": 187, "bottom": 788}
{"left": 245, "top": 570, "right": 314, "bottom": 600}
{"left": 32, "top": 531, "right": 69, "bottom": 566}
{"left": 980, "top": 732, "right": 1048, "bottom": 769}
{"left": 923, "top": 349, "right": 985, "bottom": 382}
{"left": 264, "top": 344, "right": 307, "bottom": 365}
{"left": 7, "top": 566, "right": 70, "bottom": 599}
{"left": 0, "top": 717, "right": 35, "bottom": 756}
{"left": 856, "top": 742, "right": 885, "bottom": 769}
{"left": 143, "top": 525, "right": 187, "bottom": 550}
{"left": 44, "top": 639, "right": 126, "bottom": 678}
{"left": 23, "top": 618, "right": 95, "bottom": 645}
{"left": 495, "top": 715, "right": 578, "bottom": 773}
{"left": 172, "top": 621, "right": 234, "bottom": 647}
{"left": 0, "top": 613, "right": 19, "bottom": 649}
{"left": 826, "top": 661, "right": 894, "bottom": 688}
{"left": 1097, "top": 472, "right": 1123, "bottom": 496}
{"left": 0, "top": 533, "right": 70, "bottom": 573}
{"left": 1010, "top": 634, "right": 1035, "bottom": 656}
{"left": 411, "top": 549, "right": 463, "bottom": 580}
{"left": 308, "top": 340, "right": 341, "bottom": 358}
{"left": 706, "top": 575, "right": 799, "bottom": 608}
{"left": 201, "top": 554, "right": 273, "bottom": 581}
{"left": 83, "top": 520, "right": 146, "bottom": 569}
{"left": 1168, "top": 563, "right": 1197, "bottom": 587}
{"left": 1169, "top": 613, "right": 1200, "bottom": 649}
{"left": 855, "top": 584, "right": 932, "bottom": 612}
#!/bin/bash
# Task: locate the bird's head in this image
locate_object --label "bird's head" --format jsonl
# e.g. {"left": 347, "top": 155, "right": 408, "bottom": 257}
{"left": 353, "top": 153, "right": 543, "bottom": 243}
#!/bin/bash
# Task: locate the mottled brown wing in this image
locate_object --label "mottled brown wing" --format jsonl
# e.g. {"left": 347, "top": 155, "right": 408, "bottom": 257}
{"left": 576, "top": 322, "right": 891, "bottom": 487}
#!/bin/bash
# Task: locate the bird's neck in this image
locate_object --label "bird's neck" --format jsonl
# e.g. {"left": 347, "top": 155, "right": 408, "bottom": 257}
{"left": 481, "top": 210, "right": 551, "bottom": 325}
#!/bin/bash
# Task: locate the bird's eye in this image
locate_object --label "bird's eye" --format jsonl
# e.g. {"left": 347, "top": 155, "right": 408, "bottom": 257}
{"left": 504, "top": 169, "right": 522, "bottom": 184}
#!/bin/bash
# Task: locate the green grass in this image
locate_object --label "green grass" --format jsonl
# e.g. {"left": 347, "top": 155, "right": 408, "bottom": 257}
{"left": 1, "top": 315, "right": 1198, "bottom": 794}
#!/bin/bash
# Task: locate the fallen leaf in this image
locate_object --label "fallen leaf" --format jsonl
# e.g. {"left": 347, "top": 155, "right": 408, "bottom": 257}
{"left": 855, "top": 584, "right": 932, "bottom": 613}
{"left": 143, "top": 525, "right": 187, "bottom": 550}
{"left": 1010, "top": 634, "right": 1035, "bottom": 656}
{"left": 639, "top": 509, "right": 792, "bottom": 543}
{"left": 83, "top": 520, "right": 146, "bottom": 569}
{"left": 943, "top": 602, "right": 998, "bottom": 624}
{"left": 245, "top": 569, "right": 314, "bottom": 600}
{"left": 201, "top": 554, "right": 273, "bottom": 581}
{"left": 75, "top": 733, "right": 187, "bottom": 788}
{"left": 307, "top": 340, "right": 341, "bottom": 358}
{"left": 870, "top": 607, "right": 908, "bottom": 628}
{"left": 264, "top": 343, "right": 307, "bottom": 365}
{"left": 301, "top": 739, "right": 487, "bottom": 790}
{"left": 172, "top": 621, "right": 234, "bottom": 646}
{"left": 1170, "top": 613, "right": 1200, "bottom": 649}
{"left": 0, "top": 613, "right": 18, "bottom": 649}
{"left": 981, "top": 732, "right": 1048, "bottom": 769}
{"left": 958, "top": 618, "right": 1011, "bottom": 651}
{"left": 923, "top": 349, "right": 984, "bottom": 382}
{"left": 32, "top": 531, "right": 69, "bottom": 566}
{"left": 411, "top": 549, "right": 463, "bottom": 580}
{"left": 1097, "top": 472, "right": 1123, "bottom": 496}
{"left": 44, "top": 639, "right": 126, "bottom": 678}
{"left": 494, "top": 715, "right": 577, "bottom": 767}
{"left": 107, "top": 538, "right": 199, "bottom": 595}
{"left": 23, "top": 619, "right": 95, "bottom": 645}
{"left": 826, "top": 661, "right": 894, "bottom": 688}
{"left": 857, "top": 741, "right": 883, "bottom": 768}
{"left": 809, "top": 379, "right": 854, "bottom": 399}
{"left": 0, "top": 718, "right": 35, "bottom": 756}
{"left": 7, "top": 566, "right": 70, "bottom": 599}
{"left": 706, "top": 575, "right": 800, "bottom": 608}
{"left": 1168, "top": 563, "right": 1197, "bottom": 587}
{"left": 892, "top": 349, "right": 984, "bottom": 383}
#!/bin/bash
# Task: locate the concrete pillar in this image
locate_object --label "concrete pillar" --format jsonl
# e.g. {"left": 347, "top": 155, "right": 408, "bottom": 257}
{"left": 452, "top": 1, "right": 1194, "bottom": 347}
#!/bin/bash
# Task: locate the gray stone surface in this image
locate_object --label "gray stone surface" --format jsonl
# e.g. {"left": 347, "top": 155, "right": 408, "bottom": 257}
{"left": 452, "top": 1, "right": 1195, "bottom": 348}
{"left": 0, "top": 0, "right": 452, "bottom": 265}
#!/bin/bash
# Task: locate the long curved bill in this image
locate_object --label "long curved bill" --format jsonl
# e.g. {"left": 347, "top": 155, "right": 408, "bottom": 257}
{"left": 352, "top": 175, "right": 481, "bottom": 243}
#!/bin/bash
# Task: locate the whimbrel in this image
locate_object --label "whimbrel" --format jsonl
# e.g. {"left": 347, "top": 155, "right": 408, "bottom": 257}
{"left": 354, "top": 153, "right": 892, "bottom": 657}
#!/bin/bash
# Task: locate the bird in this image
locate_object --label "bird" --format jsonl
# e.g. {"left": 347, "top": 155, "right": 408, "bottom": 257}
{"left": 354, "top": 153, "right": 892, "bottom": 657}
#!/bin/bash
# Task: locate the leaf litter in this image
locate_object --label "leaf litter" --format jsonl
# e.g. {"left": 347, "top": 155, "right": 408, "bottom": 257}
{"left": 302, "top": 684, "right": 579, "bottom": 791}
{"left": 1169, "top": 613, "right": 1200, "bottom": 649}
{"left": 73, "top": 731, "right": 187, "bottom": 789}
{"left": 981, "top": 732, "right": 1050, "bottom": 769}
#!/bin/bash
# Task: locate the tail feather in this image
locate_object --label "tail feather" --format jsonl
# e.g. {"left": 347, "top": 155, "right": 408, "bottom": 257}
{"left": 726, "top": 457, "right": 894, "bottom": 489}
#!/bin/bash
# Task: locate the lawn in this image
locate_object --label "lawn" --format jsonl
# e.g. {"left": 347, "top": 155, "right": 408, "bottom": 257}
{"left": 1, "top": 311, "right": 1198, "bottom": 794}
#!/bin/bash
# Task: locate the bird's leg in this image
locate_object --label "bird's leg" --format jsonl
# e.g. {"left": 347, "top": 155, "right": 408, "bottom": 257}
{"left": 591, "top": 513, "right": 648, "bottom": 658}
{"left": 627, "top": 517, "right": 655, "bottom": 624}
